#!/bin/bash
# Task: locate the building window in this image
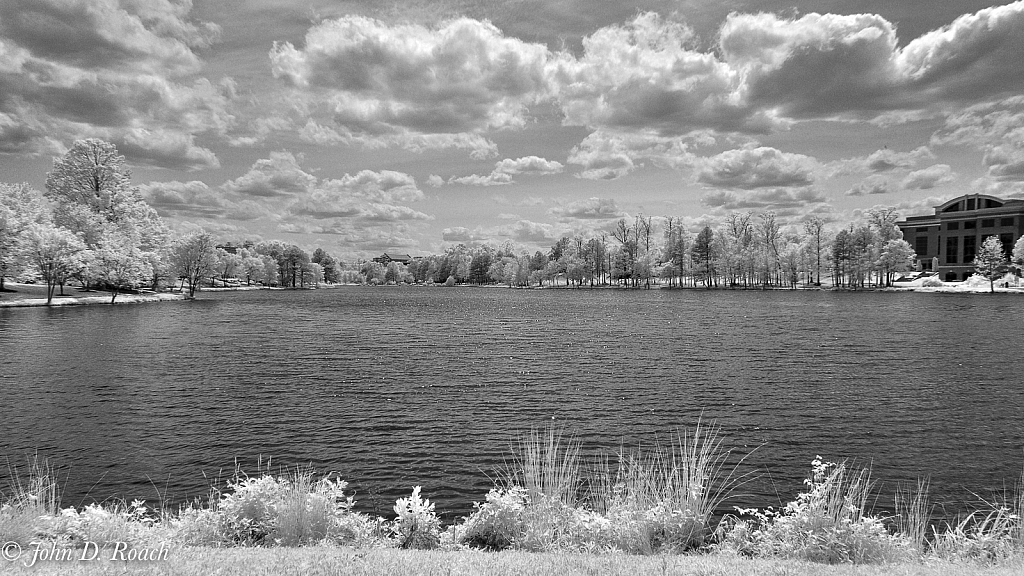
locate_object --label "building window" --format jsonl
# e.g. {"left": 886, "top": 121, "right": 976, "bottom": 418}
{"left": 946, "top": 236, "right": 958, "bottom": 264}
{"left": 916, "top": 227, "right": 930, "bottom": 233}
{"left": 964, "top": 220, "right": 976, "bottom": 229}
{"left": 1001, "top": 233, "right": 1015, "bottom": 259}
{"left": 981, "top": 218, "right": 995, "bottom": 228}
{"left": 1002, "top": 217, "right": 1016, "bottom": 227}
{"left": 967, "top": 198, "right": 976, "bottom": 210}
{"left": 915, "top": 236, "right": 928, "bottom": 255}
{"left": 947, "top": 222, "right": 959, "bottom": 230}
{"left": 964, "top": 235, "right": 977, "bottom": 263}
{"left": 943, "top": 203, "right": 960, "bottom": 213}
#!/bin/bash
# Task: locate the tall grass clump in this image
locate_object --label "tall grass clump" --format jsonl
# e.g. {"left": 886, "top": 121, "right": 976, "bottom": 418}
{"left": 930, "top": 463, "right": 1024, "bottom": 562}
{"left": 593, "top": 421, "right": 746, "bottom": 553}
{"left": 0, "top": 457, "right": 61, "bottom": 546}
{"left": 721, "top": 457, "right": 912, "bottom": 564}
{"left": 895, "top": 478, "right": 931, "bottom": 555}
{"left": 459, "top": 422, "right": 748, "bottom": 554}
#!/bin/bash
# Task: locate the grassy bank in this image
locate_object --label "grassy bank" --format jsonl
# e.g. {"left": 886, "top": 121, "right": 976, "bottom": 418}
{"left": 4, "top": 547, "right": 1023, "bottom": 576}
{"left": 2, "top": 426, "right": 1021, "bottom": 572}
{"left": 0, "top": 282, "right": 186, "bottom": 307}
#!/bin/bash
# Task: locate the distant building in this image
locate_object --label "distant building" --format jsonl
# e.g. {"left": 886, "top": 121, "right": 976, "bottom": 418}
{"left": 896, "top": 194, "right": 1024, "bottom": 281}
{"left": 372, "top": 252, "right": 413, "bottom": 265}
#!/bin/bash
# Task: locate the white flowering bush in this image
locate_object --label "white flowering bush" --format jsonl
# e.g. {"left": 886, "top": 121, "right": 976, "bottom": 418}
{"left": 215, "top": 470, "right": 371, "bottom": 546}
{"left": 35, "top": 500, "right": 158, "bottom": 547}
{"left": 392, "top": 486, "right": 441, "bottom": 549}
{"left": 460, "top": 487, "right": 528, "bottom": 550}
{"left": 720, "top": 457, "right": 912, "bottom": 564}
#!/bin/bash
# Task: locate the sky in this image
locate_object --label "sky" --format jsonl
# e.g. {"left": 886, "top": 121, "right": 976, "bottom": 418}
{"left": 3, "top": 0, "right": 1024, "bottom": 260}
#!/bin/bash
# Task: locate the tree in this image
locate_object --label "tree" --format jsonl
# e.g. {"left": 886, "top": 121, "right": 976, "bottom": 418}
{"left": 169, "top": 232, "right": 217, "bottom": 298}
{"left": 1013, "top": 236, "right": 1024, "bottom": 276}
{"left": 92, "top": 231, "right": 151, "bottom": 303}
{"left": 974, "top": 236, "right": 1008, "bottom": 293}
{"left": 802, "top": 216, "right": 828, "bottom": 285}
{"left": 311, "top": 248, "right": 340, "bottom": 283}
{"left": 692, "top": 225, "right": 717, "bottom": 288}
{"left": 25, "top": 223, "right": 87, "bottom": 304}
{"left": 876, "top": 239, "right": 915, "bottom": 287}
{"left": 0, "top": 183, "right": 50, "bottom": 292}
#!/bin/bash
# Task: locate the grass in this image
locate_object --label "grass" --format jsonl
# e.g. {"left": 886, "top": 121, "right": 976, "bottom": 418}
{"left": 3, "top": 547, "right": 1023, "bottom": 576}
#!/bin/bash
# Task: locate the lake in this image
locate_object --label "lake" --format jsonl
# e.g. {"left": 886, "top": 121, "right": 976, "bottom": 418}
{"left": 1, "top": 286, "right": 1022, "bottom": 521}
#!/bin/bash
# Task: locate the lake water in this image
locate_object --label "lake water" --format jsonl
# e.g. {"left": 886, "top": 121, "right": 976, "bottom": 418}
{"left": 1, "top": 286, "right": 1022, "bottom": 521}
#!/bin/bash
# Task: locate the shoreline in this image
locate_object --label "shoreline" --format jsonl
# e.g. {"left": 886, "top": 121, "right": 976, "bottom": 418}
{"left": 0, "top": 292, "right": 187, "bottom": 308}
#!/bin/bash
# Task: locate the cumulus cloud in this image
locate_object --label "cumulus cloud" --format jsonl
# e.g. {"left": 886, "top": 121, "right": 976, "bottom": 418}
{"left": 567, "top": 130, "right": 699, "bottom": 180}
{"left": 450, "top": 156, "right": 563, "bottom": 186}
{"left": 269, "top": 15, "right": 551, "bottom": 152}
{"left": 901, "top": 164, "right": 956, "bottom": 190}
{"left": 696, "top": 145, "right": 816, "bottom": 189}
{"left": 700, "top": 187, "right": 827, "bottom": 212}
{"left": 223, "top": 151, "right": 318, "bottom": 197}
{"left": 845, "top": 175, "right": 893, "bottom": 196}
{"left": 0, "top": 0, "right": 233, "bottom": 167}
{"left": 554, "top": 13, "right": 776, "bottom": 135}
{"left": 505, "top": 219, "right": 560, "bottom": 244}
{"left": 289, "top": 169, "right": 429, "bottom": 222}
{"left": 549, "top": 197, "right": 626, "bottom": 221}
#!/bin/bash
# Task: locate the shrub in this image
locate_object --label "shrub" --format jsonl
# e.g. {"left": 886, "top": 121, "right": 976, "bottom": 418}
{"left": 214, "top": 468, "right": 369, "bottom": 547}
{"left": 721, "top": 457, "right": 912, "bottom": 564}
{"left": 392, "top": 486, "right": 441, "bottom": 549}
{"left": 921, "top": 277, "right": 943, "bottom": 287}
{"left": 460, "top": 487, "right": 528, "bottom": 550}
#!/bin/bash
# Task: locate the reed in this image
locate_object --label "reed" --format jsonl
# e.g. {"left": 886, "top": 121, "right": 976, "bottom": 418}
{"left": 894, "top": 478, "right": 931, "bottom": 554}
{"left": 0, "top": 456, "right": 61, "bottom": 545}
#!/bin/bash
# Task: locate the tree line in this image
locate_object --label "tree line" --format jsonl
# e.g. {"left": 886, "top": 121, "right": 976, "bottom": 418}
{"left": 0, "top": 139, "right": 346, "bottom": 303}
{"left": 5, "top": 139, "right": 1023, "bottom": 302}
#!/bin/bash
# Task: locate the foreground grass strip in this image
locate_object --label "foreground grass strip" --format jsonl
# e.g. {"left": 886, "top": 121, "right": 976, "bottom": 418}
{"left": 3, "top": 548, "right": 1023, "bottom": 576}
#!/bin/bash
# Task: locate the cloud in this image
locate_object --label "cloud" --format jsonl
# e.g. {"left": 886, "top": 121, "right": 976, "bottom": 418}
{"left": 551, "top": 3, "right": 1024, "bottom": 142}
{"left": 223, "top": 151, "right": 318, "bottom": 197}
{"left": 549, "top": 197, "right": 626, "bottom": 220}
{"left": 426, "top": 174, "right": 444, "bottom": 187}
{"left": 829, "top": 146, "right": 935, "bottom": 176}
{"left": 270, "top": 15, "right": 551, "bottom": 150}
{"left": 932, "top": 96, "right": 1024, "bottom": 148}
{"left": 897, "top": 2, "right": 1024, "bottom": 104}
{"left": 139, "top": 179, "right": 270, "bottom": 221}
{"left": 506, "top": 219, "right": 560, "bottom": 244}
{"left": 696, "top": 145, "right": 816, "bottom": 189}
{"left": 288, "top": 169, "right": 429, "bottom": 221}
{"left": 845, "top": 175, "right": 893, "bottom": 196}
{"left": 0, "top": 0, "right": 233, "bottom": 167}
{"left": 450, "top": 156, "right": 563, "bottom": 186}
{"left": 567, "top": 130, "right": 700, "bottom": 180}
{"left": 441, "top": 226, "right": 489, "bottom": 242}
{"left": 700, "top": 187, "right": 827, "bottom": 212}
{"left": 901, "top": 164, "right": 956, "bottom": 190}
{"left": 554, "top": 13, "right": 776, "bottom": 135}
{"left": 843, "top": 175, "right": 892, "bottom": 196}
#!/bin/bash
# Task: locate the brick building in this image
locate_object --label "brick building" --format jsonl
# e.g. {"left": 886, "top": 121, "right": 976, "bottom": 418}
{"left": 896, "top": 194, "right": 1024, "bottom": 281}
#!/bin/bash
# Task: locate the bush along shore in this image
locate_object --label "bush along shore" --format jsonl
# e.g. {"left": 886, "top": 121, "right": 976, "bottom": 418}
{"left": 2, "top": 425, "right": 1022, "bottom": 574}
